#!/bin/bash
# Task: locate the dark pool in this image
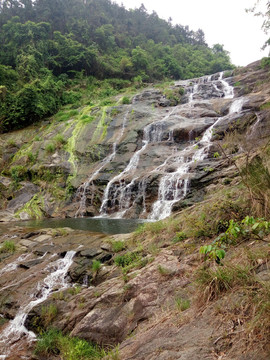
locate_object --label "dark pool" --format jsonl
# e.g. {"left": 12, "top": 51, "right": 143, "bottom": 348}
{"left": 13, "top": 217, "right": 146, "bottom": 235}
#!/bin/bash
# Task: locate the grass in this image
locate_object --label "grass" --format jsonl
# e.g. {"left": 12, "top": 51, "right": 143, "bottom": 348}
{"left": 92, "top": 260, "right": 102, "bottom": 273}
{"left": 111, "top": 240, "right": 126, "bottom": 252}
{"left": 45, "top": 143, "right": 56, "bottom": 154}
{"left": 41, "top": 303, "right": 58, "bottom": 328}
{"left": 175, "top": 297, "right": 191, "bottom": 312}
{"left": 0, "top": 240, "right": 16, "bottom": 253}
{"left": 35, "top": 328, "right": 106, "bottom": 359}
{"left": 196, "top": 263, "right": 254, "bottom": 303}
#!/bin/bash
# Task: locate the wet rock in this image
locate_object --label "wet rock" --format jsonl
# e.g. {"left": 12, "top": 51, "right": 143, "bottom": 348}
{"left": 18, "top": 258, "right": 44, "bottom": 269}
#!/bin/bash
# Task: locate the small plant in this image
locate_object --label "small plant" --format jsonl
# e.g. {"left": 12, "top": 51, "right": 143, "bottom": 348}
{"left": 27, "top": 151, "right": 35, "bottom": 162}
{"left": 68, "top": 286, "right": 82, "bottom": 296}
{"left": 54, "top": 134, "right": 67, "bottom": 148}
{"left": 157, "top": 264, "right": 172, "bottom": 276}
{"left": 7, "top": 139, "right": 16, "bottom": 147}
{"left": 41, "top": 303, "right": 58, "bottom": 328}
{"left": 114, "top": 252, "right": 138, "bottom": 268}
{"left": 0, "top": 240, "right": 16, "bottom": 253}
{"left": 196, "top": 264, "right": 253, "bottom": 302}
{"left": 35, "top": 328, "right": 107, "bottom": 358}
{"left": 172, "top": 231, "right": 187, "bottom": 243}
{"left": 213, "top": 152, "right": 220, "bottom": 158}
{"left": 175, "top": 297, "right": 191, "bottom": 311}
{"left": 10, "top": 165, "right": 27, "bottom": 182}
{"left": 112, "top": 240, "right": 125, "bottom": 252}
{"left": 92, "top": 260, "right": 101, "bottom": 273}
{"left": 122, "top": 96, "right": 131, "bottom": 104}
{"left": 80, "top": 114, "right": 95, "bottom": 124}
{"left": 45, "top": 143, "right": 55, "bottom": 154}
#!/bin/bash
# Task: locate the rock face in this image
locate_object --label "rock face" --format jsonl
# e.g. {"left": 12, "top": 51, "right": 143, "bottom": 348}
{"left": 0, "top": 61, "right": 270, "bottom": 223}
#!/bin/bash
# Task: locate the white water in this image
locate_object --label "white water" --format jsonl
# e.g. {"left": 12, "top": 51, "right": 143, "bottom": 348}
{"left": 0, "top": 253, "right": 30, "bottom": 275}
{"left": 0, "top": 251, "right": 75, "bottom": 357}
{"left": 75, "top": 110, "right": 130, "bottom": 217}
{"left": 149, "top": 72, "right": 241, "bottom": 220}
{"left": 99, "top": 107, "right": 177, "bottom": 216}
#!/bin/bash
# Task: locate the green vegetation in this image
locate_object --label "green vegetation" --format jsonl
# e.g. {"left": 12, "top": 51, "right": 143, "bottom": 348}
{"left": 92, "top": 260, "right": 102, "bottom": 273}
{"left": 35, "top": 328, "right": 106, "bottom": 359}
{"left": 41, "top": 304, "right": 58, "bottom": 328}
{"left": 111, "top": 240, "right": 126, "bottom": 252}
{"left": 200, "top": 216, "right": 270, "bottom": 264}
{"left": 0, "top": 240, "right": 16, "bottom": 253}
{"left": 175, "top": 297, "right": 191, "bottom": 311}
{"left": 0, "top": 0, "right": 233, "bottom": 132}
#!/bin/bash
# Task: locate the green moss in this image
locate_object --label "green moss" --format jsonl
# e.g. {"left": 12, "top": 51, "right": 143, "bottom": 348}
{"left": 15, "top": 193, "right": 45, "bottom": 219}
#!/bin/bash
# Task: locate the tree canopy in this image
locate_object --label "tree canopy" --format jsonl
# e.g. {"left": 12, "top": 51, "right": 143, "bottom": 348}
{"left": 0, "top": 0, "right": 234, "bottom": 131}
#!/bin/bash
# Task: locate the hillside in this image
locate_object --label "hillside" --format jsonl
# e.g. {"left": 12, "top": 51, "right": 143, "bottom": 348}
{"left": 0, "top": 60, "right": 269, "bottom": 359}
{"left": 0, "top": 0, "right": 233, "bottom": 132}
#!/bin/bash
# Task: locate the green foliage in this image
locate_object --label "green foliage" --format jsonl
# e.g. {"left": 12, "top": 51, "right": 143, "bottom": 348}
{"left": 45, "top": 143, "right": 56, "bottom": 154}
{"left": 200, "top": 216, "right": 270, "bottom": 264}
{"left": 0, "top": 0, "right": 234, "bottom": 132}
{"left": 35, "top": 328, "right": 106, "bottom": 359}
{"left": 10, "top": 165, "right": 28, "bottom": 182}
{"left": 80, "top": 114, "right": 95, "bottom": 124}
{"left": 92, "top": 260, "right": 101, "bottom": 273}
{"left": 114, "top": 252, "right": 138, "bottom": 268}
{"left": 121, "top": 96, "right": 131, "bottom": 104}
{"left": 172, "top": 231, "right": 187, "bottom": 243}
{"left": 260, "top": 57, "right": 270, "bottom": 68}
{"left": 112, "top": 240, "right": 126, "bottom": 252}
{"left": 0, "top": 240, "right": 16, "bottom": 253}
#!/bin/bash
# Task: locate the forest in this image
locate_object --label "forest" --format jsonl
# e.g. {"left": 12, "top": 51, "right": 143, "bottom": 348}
{"left": 0, "top": 0, "right": 234, "bottom": 132}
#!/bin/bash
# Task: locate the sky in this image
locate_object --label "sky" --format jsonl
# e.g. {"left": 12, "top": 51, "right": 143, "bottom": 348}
{"left": 113, "top": 0, "right": 269, "bottom": 66}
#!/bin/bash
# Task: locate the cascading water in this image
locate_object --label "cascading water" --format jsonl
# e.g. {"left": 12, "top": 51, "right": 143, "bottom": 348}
{"left": 0, "top": 251, "right": 75, "bottom": 357}
{"left": 75, "top": 110, "right": 130, "bottom": 217}
{"left": 73, "top": 71, "right": 245, "bottom": 221}
{"left": 99, "top": 107, "right": 177, "bottom": 217}
{"left": 149, "top": 72, "right": 240, "bottom": 220}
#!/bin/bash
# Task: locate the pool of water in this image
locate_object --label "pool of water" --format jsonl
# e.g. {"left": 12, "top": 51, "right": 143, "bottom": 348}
{"left": 12, "top": 217, "right": 146, "bottom": 235}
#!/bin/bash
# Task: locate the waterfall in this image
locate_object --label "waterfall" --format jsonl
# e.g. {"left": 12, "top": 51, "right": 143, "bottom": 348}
{"left": 0, "top": 251, "right": 75, "bottom": 357}
{"left": 73, "top": 71, "right": 246, "bottom": 221}
{"left": 149, "top": 72, "right": 240, "bottom": 220}
{"left": 99, "top": 107, "right": 177, "bottom": 216}
{"left": 75, "top": 110, "right": 130, "bottom": 217}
